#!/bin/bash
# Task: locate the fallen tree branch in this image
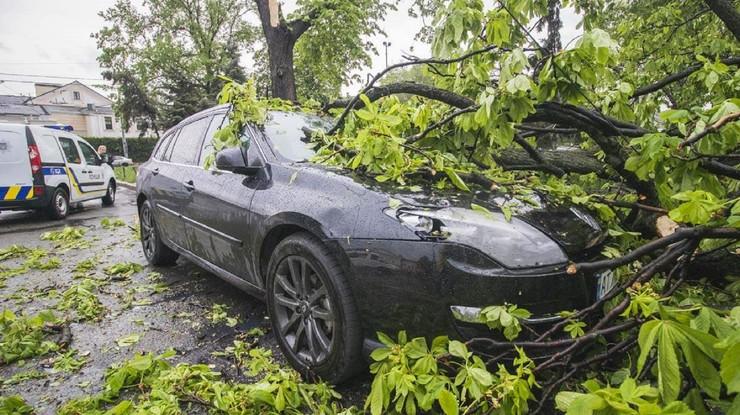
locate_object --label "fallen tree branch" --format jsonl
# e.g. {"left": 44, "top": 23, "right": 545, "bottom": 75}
{"left": 631, "top": 56, "right": 740, "bottom": 98}
{"left": 679, "top": 111, "right": 740, "bottom": 148}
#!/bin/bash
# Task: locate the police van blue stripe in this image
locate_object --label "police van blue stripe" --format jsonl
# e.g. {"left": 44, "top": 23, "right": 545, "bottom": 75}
{"left": 42, "top": 167, "right": 66, "bottom": 176}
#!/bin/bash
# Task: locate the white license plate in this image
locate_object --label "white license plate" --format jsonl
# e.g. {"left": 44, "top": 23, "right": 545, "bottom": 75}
{"left": 596, "top": 270, "right": 617, "bottom": 299}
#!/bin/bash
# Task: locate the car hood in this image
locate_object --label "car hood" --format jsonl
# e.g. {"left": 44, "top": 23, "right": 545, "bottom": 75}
{"left": 298, "top": 165, "right": 605, "bottom": 267}
{"left": 390, "top": 189, "right": 605, "bottom": 257}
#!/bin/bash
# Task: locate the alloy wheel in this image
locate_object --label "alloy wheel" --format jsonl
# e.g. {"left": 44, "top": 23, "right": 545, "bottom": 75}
{"left": 272, "top": 255, "right": 335, "bottom": 365}
{"left": 140, "top": 205, "right": 156, "bottom": 259}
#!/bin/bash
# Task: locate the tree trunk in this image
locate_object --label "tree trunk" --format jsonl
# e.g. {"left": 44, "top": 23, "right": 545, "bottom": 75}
{"left": 265, "top": 31, "right": 298, "bottom": 101}
{"left": 254, "top": 0, "right": 300, "bottom": 101}
{"left": 705, "top": 0, "right": 740, "bottom": 41}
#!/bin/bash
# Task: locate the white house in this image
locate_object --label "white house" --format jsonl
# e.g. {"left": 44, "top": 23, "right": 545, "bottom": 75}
{"left": 0, "top": 81, "right": 146, "bottom": 138}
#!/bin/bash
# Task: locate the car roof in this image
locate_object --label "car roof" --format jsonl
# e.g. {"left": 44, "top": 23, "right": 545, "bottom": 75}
{"left": 0, "top": 123, "right": 81, "bottom": 137}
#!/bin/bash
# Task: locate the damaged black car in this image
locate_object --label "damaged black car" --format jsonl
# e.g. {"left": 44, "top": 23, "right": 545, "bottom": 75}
{"left": 135, "top": 105, "right": 610, "bottom": 382}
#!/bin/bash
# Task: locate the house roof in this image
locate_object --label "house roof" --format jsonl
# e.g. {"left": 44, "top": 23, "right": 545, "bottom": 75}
{"left": 31, "top": 80, "right": 112, "bottom": 105}
{"left": 0, "top": 95, "right": 31, "bottom": 105}
{"left": 0, "top": 100, "right": 47, "bottom": 116}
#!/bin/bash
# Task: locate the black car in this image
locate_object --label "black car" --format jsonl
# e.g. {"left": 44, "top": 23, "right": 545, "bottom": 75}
{"left": 136, "top": 105, "right": 607, "bottom": 382}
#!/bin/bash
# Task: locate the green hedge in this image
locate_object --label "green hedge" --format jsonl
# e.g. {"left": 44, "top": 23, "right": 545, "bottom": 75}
{"left": 82, "top": 136, "right": 159, "bottom": 162}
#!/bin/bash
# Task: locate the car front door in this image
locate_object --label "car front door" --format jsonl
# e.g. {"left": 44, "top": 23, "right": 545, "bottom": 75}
{"left": 57, "top": 135, "right": 87, "bottom": 202}
{"left": 184, "top": 113, "right": 262, "bottom": 288}
{"left": 76, "top": 139, "right": 107, "bottom": 193}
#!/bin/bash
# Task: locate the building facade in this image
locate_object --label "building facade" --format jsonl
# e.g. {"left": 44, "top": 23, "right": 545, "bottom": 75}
{"left": 0, "top": 81, "right": 146, "bottom": 138}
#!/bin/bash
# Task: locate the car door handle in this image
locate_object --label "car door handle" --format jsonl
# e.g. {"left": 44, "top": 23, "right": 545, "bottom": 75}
{"left": 81, "top": 170, "right": 89, "bottom": 173}
{"left": 183, "top": 180, "right": 194, "bottom": 191}
{"left": 152, "top": 167, "right": 159, "bottom": 176}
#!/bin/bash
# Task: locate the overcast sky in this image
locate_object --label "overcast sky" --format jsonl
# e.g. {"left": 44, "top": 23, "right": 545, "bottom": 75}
{"left": 0, "top": 0, "right": 581, "bottom": 97}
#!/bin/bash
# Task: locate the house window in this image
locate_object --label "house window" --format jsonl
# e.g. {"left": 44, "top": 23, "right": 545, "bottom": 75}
{"left": 104, "top": 116, "right": 113, "bottom": 130}
{"left": 73, "top": 91, "right": 81, "bottom": 100}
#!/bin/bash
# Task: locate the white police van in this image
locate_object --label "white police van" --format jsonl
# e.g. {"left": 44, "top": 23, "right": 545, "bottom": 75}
{"left": 0, "top": 124, "right": 116, "bottom": 219}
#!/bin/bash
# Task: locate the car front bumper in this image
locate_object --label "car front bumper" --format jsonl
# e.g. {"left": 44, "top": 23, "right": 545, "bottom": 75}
{"left": 332, "top": 238, "right": 598, "bottom": 346}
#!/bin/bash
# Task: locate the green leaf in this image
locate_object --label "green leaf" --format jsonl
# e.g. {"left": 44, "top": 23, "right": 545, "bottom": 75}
{"left": 444, "top": 168, "right": 469, "bottom": 191}
{"left": 437, "top": 389, "right": 458, "bottom": 415}
{"left": 721, "top": 343, "right": 740, "bottom": 394}
{"left": 448, "top": 340, "right": 468, "bottom": 358}
{"left": 657, "top": 325, "right": 681, "bottom": 403}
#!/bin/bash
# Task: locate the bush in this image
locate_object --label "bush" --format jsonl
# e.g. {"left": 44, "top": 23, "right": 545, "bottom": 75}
{"left": 82, "top": 136, "right": 158, "bottom": 162}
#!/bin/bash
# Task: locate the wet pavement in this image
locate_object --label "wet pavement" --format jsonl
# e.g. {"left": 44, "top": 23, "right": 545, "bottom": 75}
{"left": 0, "top": 187, "right": 369, "bottom": 413}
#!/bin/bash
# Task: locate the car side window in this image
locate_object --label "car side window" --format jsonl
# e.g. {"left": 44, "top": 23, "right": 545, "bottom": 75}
{"left": 78, "top": 141, "right": 100, "bottom": 165}
{"left": 58, "top": 137, "right": 81, "bottom": 164}
{"left": 169, "top": 117, "right": 209, "bottom": 165}
{"left": 153, "top": 132, "right": 174, "bottom": 160}
{"left": 199, "top": 113, "right": 226, "bottom": 167}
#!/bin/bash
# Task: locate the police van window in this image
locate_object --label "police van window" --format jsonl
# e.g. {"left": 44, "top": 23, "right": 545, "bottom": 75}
{"left": 78, "top": 141, "right": 100, "bottom": 165}
{"left": 199, "top": 113, "right": 226, "bottom": 167}
{"left": 169, "top": 117, "right": 209, "bottom": 165}
{"left": 59, "top": 137, "right": 82, "bottom": 164}
{"left": 35, "top": 134, "right": 64, "bottom": 164}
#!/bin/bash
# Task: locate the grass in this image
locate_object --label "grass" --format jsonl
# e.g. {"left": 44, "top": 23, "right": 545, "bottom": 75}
{"left": 113, "top": 165, "right": 137, "bottom": 183}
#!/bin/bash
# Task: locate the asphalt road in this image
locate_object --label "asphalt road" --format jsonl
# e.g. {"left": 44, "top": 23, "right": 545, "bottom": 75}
{"left": 0, "top": 187, "right": 368, "bottom": 413}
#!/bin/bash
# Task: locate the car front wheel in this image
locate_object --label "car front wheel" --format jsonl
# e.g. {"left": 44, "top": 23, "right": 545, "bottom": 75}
{"left": 139, "top": 199, "right": 178, "bottom": 266}
{"left": 266, "top": 232, "right": 362, "bottom": 383}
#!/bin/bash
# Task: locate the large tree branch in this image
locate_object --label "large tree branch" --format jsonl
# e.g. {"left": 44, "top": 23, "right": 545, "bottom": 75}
{"left": 631, "top": 56, "right": 740, "bottom": 98}
{"left": 325, "top": 81, "right": 657, "bottom": 198}
{"left": 704, "top": 0, "right": 740, "bottom": 41}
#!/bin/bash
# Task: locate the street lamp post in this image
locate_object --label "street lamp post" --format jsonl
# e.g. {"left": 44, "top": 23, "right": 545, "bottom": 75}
{"left": 382, "top": 40, "right": 392, "bottom": 67}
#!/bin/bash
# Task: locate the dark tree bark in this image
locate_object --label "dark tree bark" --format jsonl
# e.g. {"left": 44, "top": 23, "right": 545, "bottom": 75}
{"left": 254, "top": 0, "right": 313, "bottom": 101}
{"left": 704, "top": 0, "right": 740, "bottom": 41}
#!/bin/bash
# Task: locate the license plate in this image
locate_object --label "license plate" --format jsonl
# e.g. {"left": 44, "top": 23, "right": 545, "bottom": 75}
{"left": 596, "top": 270, "right": 617, "bottom": 299}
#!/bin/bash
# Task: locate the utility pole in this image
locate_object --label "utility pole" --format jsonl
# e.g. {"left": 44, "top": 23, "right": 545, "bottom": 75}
{"left": 382, "top": 40, "right": 392, "bottom": 67}
{"left": 120, "top": 123, "right": 129, "bottom": 158}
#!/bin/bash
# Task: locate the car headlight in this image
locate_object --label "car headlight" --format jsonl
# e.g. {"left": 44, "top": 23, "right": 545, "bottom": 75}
{"left": 385, "top": 208, "right": 448, "bottom": 239}
{"left": 398, "top": 212, "right": 435, "bottom": 233}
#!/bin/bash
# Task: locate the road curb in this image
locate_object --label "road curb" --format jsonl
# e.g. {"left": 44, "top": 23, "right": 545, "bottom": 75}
{"left": 117, "top": 181, "right": 136, "bottom": 191}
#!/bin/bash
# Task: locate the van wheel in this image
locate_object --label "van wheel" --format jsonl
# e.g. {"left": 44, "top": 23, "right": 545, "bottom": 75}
{"left": 47, "top": 187, "right": 69, "bottom": 220}
{"left": 102, "top": 181, "right": 116, "bottom": 206}
{"left": 266, "top": 232, "right": 363, "bottom": 383}
{"left": 139, "top": 200, "right": 178, "bottom": 266}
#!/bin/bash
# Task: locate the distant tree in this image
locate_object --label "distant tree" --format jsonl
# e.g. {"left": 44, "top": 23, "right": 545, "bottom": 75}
{"left": 95, "top": 0, "right": 255, "bottom": 130}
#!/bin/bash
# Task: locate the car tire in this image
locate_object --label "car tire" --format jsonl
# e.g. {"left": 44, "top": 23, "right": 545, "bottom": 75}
{"left": 102, "top": 180, "right": 116, "bottom": 206}
{"left": 139, "top": 199, "right": 178, "bottom": 266}
{"left": 47, "top": 187, "right": 69, "bottom": 220}
{"left": 266, "top": 232, "right": 363, "bottom": 383}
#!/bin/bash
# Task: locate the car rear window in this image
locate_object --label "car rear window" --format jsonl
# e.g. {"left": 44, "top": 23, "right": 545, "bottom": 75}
{"left": 262, "top": 111, "right": 332, "bottom": 161}
{"left": 169, "top": 117, "right": 209, "bottom": 165}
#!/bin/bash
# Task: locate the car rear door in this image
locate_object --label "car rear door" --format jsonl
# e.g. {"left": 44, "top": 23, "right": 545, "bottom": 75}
{"left": 184, "top": 113, "right": 261, "bottom": 287}
{"left": 0, "top": 125, "right": 33, "bottom": 201}
{"left": 153, "top": 116, "right": 210, "bottom": 252}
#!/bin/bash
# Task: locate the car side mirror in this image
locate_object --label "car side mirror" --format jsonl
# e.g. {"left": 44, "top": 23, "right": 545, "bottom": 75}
{"left": 215, "top": 147, "right": 261, "bottom": 176}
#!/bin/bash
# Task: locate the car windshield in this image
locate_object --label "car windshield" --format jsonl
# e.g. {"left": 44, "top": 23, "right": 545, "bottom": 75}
{"left": 262, "top": 111, "right": 333, "bottom": 161}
